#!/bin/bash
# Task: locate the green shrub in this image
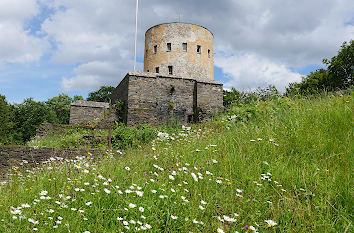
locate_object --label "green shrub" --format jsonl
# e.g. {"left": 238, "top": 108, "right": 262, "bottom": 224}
{"left": 112, "top": 123, "right": 157, "bottom": 149}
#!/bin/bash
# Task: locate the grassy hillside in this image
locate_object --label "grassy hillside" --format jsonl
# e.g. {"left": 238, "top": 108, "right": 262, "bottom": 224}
{"left": 0, "top": 93, "right": 352, "bottom": 232}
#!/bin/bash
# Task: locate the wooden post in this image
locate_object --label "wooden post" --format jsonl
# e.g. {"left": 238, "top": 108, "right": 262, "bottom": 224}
{"left": 108, "top": 127, "right": 112, "bottom": 149}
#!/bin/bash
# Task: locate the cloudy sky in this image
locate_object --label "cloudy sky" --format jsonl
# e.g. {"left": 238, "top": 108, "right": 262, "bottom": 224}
{"left": 0, "top": 0, "right": 353, "bottom": 103}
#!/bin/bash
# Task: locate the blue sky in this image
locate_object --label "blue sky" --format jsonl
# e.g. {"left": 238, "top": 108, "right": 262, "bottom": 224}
{"left": 0, "top": 0, "right": 353, "bottom": 103}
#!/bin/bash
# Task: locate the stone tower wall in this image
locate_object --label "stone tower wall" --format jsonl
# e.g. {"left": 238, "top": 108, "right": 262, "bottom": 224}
{"left": 144, "top": 23, "right": 214, "bottom": 81}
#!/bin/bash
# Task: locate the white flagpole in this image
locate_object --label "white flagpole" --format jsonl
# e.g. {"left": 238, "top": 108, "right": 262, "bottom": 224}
{"left": 134, "top": 0, "right": 139, "bottom": 71}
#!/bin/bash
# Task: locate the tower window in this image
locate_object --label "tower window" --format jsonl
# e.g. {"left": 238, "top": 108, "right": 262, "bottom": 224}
{"left": 208, "top": 49, "right": 211, "bottom": 58}
{"left": 168, "top": 66, "right": 173, "bottom": 75}
{"left": 155, "top": 67, "right": 159, "bottom": 73}
{"left": 197, "top": 45, "right": 201, "bottom": 54}
{"left": 182, "top": 43, "right": 187, "bottom": 52}
{"left": 167, "top": 43, "right": 171, "bottom": 52}
{"left": 154, "top": 45, "right": 157, "bottom": 54}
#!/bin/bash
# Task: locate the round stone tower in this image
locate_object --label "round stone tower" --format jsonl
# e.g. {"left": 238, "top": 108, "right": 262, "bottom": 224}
{"left": 144, "top": 22, "right": 214, "bottom": 81}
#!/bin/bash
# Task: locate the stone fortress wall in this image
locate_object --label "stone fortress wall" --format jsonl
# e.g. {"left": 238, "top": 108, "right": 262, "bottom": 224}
{"left": 111, "top": 72, "right": 223, "bottom": 126}
{"left": 144, "top": 22, "right": 214, "bottom": 81}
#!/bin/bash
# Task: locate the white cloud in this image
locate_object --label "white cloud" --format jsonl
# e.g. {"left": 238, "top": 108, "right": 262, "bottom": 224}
{"left": 0, "top": 0, "right": 48, "bottom": 65}
{"left": 215, "top": 53, "right": 302, "bottom": 92}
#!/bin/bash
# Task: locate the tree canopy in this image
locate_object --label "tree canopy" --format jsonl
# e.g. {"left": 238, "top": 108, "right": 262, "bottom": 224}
{"left": 287, "top": 40, "right": 353, "bottom": 95}
{"left": 87, "top": 86, "right": 115, "bottom": 103}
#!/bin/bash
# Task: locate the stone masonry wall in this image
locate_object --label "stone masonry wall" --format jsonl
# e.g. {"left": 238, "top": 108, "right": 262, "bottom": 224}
{"left": 127, "top": 75, "right": 195, "bottom": 126}
{"left": 196, "top": 82, "right": 224, "bottom": 120}
{"left": 0, "top": 146, "right": 105, "bottom": 179}
{"left": 111, "top": 72, "right": 223, "bottom": 126}
{"left": 70, "top": 105, "right": 107, "bottom": 125}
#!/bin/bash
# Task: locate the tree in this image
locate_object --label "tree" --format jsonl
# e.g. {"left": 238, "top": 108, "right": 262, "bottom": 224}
{"left": 324, "top": 40, "right": 354, "bottom": 89}
{"left": 0, "top": 94, "right": 15, "bottom": 144}
{"left": 286, "top": 40, "right": 353, "bottom": 95}
{"left": 46, "top": 94, "right": 73, "bottom": 124}
{"left": 13, "top": 98, "right": 57, "bottom": 142}
{"left": 87, "top": 86, "right": 115, "bottom": 103}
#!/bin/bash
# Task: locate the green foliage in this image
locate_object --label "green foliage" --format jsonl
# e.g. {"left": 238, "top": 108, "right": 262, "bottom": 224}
{"left": 45, "top": 94, "right": 73, "bottom": 124}
{"left": 0, "top": 95, "right": 16, "bottom": 145}
{"left": 87, "top": 86, "right": 115, "bottom": 103}
{"left": 113, "top": 100, "right": 126, "bottom": 123}
{"left": 112, "top": 123, "right": 157, "bottom": 149}
{"left": 223, "top": 85, "right": 279, "bottom": 109}
{"left": 13, "top": 98, "right": 57, "bottom": 142}
{"left": 287, "top": 40, "right": 354, "bottom": 95}
{"left": 1, "top": 93, "right": 352, "bottom": 232}
{"left": 28, "top": 127, "right": 109, "bottom": 149}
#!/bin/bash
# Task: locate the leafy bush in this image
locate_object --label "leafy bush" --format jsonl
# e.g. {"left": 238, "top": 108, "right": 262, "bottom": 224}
{"left": 112, "top": 123, "right": 157, "bottom": 149}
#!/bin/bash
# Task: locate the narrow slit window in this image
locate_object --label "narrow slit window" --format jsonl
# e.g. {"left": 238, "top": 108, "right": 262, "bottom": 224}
{"left": 147, "top": 70, "right": 150, "bottom": 72}
{"left": 208, "top": 49, "right": 211, "bottom": 58}
{"left": 155, "top": 67, "right": 159, "bottom": 73}
{"left": 182, "top": 43, "right": 187, "bottom": 52}
{"left": 167, "top": 43, "right": 171, "bottom": 52}
{"left": 154, "top": 45, "right": 157, "bottom": 54}
{"left": 168, "top": 66, "right": 173, "bottom": 75}
{"left": 197, "top": 45, "right": 201, "bottom": 54}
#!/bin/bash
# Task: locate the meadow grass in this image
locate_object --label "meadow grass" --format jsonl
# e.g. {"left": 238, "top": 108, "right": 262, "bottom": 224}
{"left": 0, "top": 93, "right": 352, "bottom": 232}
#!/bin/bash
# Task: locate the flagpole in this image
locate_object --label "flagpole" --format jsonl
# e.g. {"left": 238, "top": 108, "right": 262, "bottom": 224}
{"left": 134, "top": 0, "right": 139, "bottom": 71}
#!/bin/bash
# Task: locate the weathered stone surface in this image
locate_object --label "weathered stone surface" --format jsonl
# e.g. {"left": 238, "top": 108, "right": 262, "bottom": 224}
{"left": 144, "top": 22, "right": 214, "bottom": 81}
{"left": 111, "top": 72, "right": 223, "bottom": 126}
{"left": 0, "top": 146, "right": 106, "bottom": 179}
{"left": 69, "top": 100, "right": 109, "bottom": 125}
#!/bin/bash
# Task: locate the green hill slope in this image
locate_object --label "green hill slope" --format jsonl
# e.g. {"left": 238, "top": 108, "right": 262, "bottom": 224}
{"left": 0, "top": 93, "right": 352, "bottom": 232}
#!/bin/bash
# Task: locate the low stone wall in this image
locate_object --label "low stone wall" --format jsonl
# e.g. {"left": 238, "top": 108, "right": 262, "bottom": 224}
{"left": 0, "top": 146, "right": 106, "bottom": 179}
{"left": 36, "top": 123, "right": 73, "bottom": 137}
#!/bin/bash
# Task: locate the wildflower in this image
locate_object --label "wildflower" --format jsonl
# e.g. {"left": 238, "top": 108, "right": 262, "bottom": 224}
{"left": 217, "top": 228, "right": 225, "bottom": 233}
{"left": 139, "top": 207, "right": 144, "bottom": 212}
{"left": 171, "top": 215, "right": 178, "bottom": 219}
{"left": 21, "top": 203, "right": 30, "bottom": 208}
{"left": 191, "top": 173, "right": 198, "bottom": 182}
{"left": 40, "top": 190, "right": 48, "bottom": 196}
{"left": 199, "top": 205, "right": 205, "bottom": 210}
{"left": 123, "top": 221, "right": 129, "bottom": 225}
{"left": 104, "top": 188, "right": 111, "bottom": 194}
{"left": 257, "top": 138, "right": 262, "bottom": 141}
{"left": 125, "top": 167, "right": 131, "bottom": 171}
{"left": 212, "top": 159, "right": 218, "bottom": 163}
{"left": 169, "top": 175, "right": 175, "bottom": 180}
{"left": 265, "top": 220, "right": 277, "bottom": 227}
{"left": 136, "top": 191, "right": 143, "bottom": 197}
{"left": 130, "top": 220, "right": 136, "bottom": 224}
{"left": 85, "top": 202, "right": 92, "bottom": 206}
{"left": 151, "top": 190, "right": 157, "bottom": 193}
{"left": 236, "top": 189, "right": 242, "bottom": 193}
{"left": 117, "top": 217, "right": 123, "bottom": 220}
{"left": 216, "top": 180, "right": 222, "bottom": 184}
{"left": 129, "top": 203, "right": 136, "bottom": 208}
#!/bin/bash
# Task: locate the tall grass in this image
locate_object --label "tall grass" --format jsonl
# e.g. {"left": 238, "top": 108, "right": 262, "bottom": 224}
{"left": 0, "top": 93, "right": 352, "bottom": 232}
